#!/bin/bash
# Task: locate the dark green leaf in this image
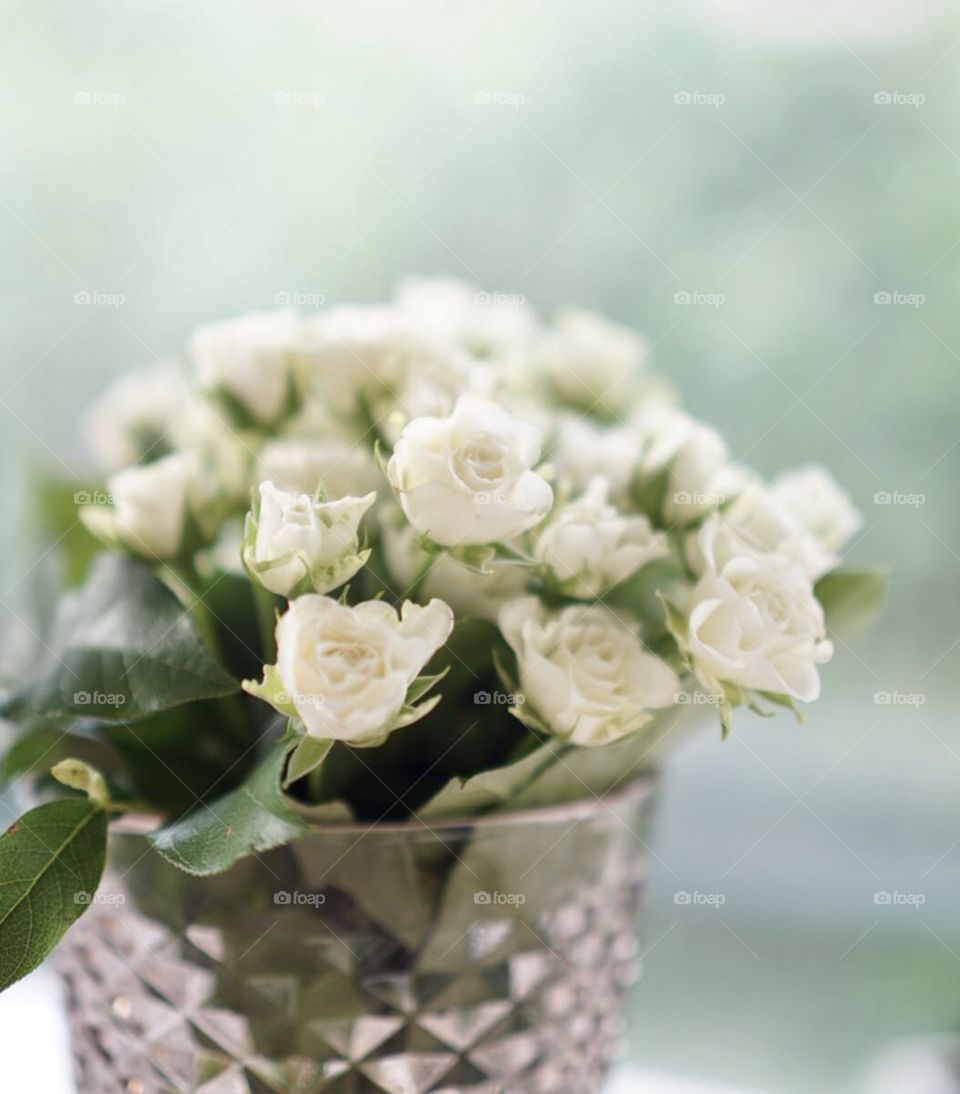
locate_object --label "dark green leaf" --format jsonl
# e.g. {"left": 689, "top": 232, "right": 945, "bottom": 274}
{"left": 0, "top": 798, "right": 108, "bottom": 991}
{"left": 101, "top": 698, "right": 257, "bottom": 816}
{"left": 0, "top": 553, "right": 238, "bottom": 726}
{"left": 2, "top": 726, "right": 123, "bottom": 781}
{"left": 149, "top": 742, "right": 307, "bottom": 876}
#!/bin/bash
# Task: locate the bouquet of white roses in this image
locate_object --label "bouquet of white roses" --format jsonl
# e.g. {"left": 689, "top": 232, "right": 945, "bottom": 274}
{"left": 0, "top": 279, "right": 883, "bottom": 992}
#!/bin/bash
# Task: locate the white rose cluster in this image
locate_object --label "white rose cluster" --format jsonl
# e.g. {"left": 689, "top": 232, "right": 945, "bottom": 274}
{"left": 78, "top": 278, "right": 865, "bottom": 750}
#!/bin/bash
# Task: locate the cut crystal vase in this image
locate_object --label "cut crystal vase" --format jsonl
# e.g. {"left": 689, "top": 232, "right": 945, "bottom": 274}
{"left": 58, "top": 779, "right": 655, "bottom": 1093}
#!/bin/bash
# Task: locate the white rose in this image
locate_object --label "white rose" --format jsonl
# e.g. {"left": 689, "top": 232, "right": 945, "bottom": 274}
{"left": 387, "top": 395, "right": 553, "bottom": 547}
{"left": 296, "top": 305, "right": 414, "bottom": 416}
{"left": 542, "top": 309, "right": 648, "bottom": 414}
{"left": 81, "top": 450, "right": 213, "bottom": 559}
{"left": 773, "top": 465, "right": 862, "bottom": 555}
{"left": 534, "top": 477, "right": 668, "bottom": 597}
{"left": 247, "top": 595, "right": 454, "bottom": 744}
{"left": 499, "top": 598, "right": 680, "bottom": 747}
{"left": 191, "top": 309, "right": 299, "bottom": 424}
{"left": 395, "top": 277, "right": 539, "bottom": 360}
{"left": 685, "top": 520, "right": 833, "bottom": 703}
{"left": 637, "top": 407, "right": 752, "bottom": 525}
{"left": 549, "top": 414, "right": 642, "bottom": 503}
{"left": 381, "top": 351, "right": 497, "bottom": 444}
{"left": 380, "top": 507, "right": 529, "bottom": 622}
{"left": 687, "top": 487, "right": 836, "bottom": 581}
{"left": 243, "top": 481, "right": 375, "bottom": 596}
{"left": 172, "top": 396, "right": 253, "bottom": 505}
{"left": 82, "top": 365, "right": 190, "bottom": 472}
{"left": 257, "top": 438, "right": 382, "bottom": 499}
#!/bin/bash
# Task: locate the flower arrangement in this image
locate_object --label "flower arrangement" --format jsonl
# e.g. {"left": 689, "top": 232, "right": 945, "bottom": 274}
{"left": 0, "top": 279, "right": 883, "bottom": 992}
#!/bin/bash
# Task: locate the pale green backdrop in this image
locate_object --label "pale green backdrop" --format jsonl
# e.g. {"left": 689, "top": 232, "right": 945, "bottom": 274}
{"left": 2, "top": 1, "right": 959, "bottom": 1090}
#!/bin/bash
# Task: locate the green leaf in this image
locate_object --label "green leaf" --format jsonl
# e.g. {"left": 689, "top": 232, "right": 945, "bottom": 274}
{"left": 815, "top": 568, "right": 889, "bottom": 639}
{"left": 101, "top": 699, "right": 257, "bottom": 816}
{"left": 34, "top": 475, "right": 102, "bottom": 587}
{"left": 0, "top": 798, "right": 108, "bottom": 992}
{"left": 657, "top": 590, "right": 690, "bottom": 648}
{"left": 0, "top": 553, "right": 238, "bottom": 726}
{"left": 2, "top": 726, "right": 123, "bottom": 781}
{"left": 404, "top": 667, "right": 449, "bottom": 706}
{"left": 282, "top": 736, "right": 333, "bottom": 789}
{"left": 149, "top": 742, "right": 308, "bottom": 876}
{"left": 445, "top": 543, "right": 497, "bottom": 575}
{"left": 418, "top": 740, "right": 557, "bottom": 819}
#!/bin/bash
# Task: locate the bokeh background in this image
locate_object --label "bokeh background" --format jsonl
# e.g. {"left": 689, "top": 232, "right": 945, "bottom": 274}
{"left": 1, "top": 0, "right": 958, "bottom": 1090}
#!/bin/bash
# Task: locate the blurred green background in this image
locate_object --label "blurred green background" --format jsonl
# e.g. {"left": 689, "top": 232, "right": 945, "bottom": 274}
{"left": 1, "top": 1, "right": 958, "bottom": 1090}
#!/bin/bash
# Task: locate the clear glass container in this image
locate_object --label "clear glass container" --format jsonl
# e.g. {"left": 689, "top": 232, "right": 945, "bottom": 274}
{"left": 58, "top": 778, "right": 656, "bottom": 1093}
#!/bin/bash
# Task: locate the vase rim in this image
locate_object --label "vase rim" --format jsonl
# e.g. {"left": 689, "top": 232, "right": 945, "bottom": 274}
{"left": 109, "top": 774, "right": 656, "bottom": 839}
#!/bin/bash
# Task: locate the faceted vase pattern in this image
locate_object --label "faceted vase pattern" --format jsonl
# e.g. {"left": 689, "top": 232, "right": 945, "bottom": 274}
{"left": 58, "top": 781, "right": 655, "bottom": 1093}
